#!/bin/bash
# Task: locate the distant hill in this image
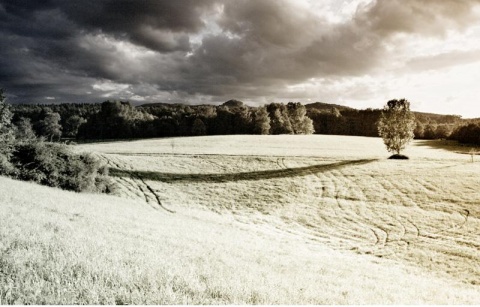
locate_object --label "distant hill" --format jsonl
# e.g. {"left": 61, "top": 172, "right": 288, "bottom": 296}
{"left": 138, "top": 102, "right": 180, "bottom": 108}
{"left": 222, "top": 99, "right": 244, "bottom": 107}
{"left": 138, "top": 100, "right": 246, "bottom": 109}
{"left": 140, "top": 100, "right": 351, "bottom": 111}
{"left": 412, "top": 111, "right": 462, "bottom": 121}
{"left": 305, "top": 102, "right": 354, "bottom": 112}
{"left": 137, "top": 100, "right": 463, "bottom": 124}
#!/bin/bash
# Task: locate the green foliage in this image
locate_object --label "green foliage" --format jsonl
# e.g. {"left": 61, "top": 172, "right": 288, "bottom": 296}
{"left": 7, "top": 100, "right": 469, "bottom": 140}
{"left": 287, "top": 102, "right": 315, "bottom": 134}
{"left": 253, "top": 106, "right": 271, "bottom": 135}
{"left": 11, "top": 141, "right": 110, "bottom": 192}
{"left": 232, "top": 106, "right": 253, "bottom": 134}
{"left": 191, "top": 118, "right": 207, "bottom": 136}
{"left": 377, "top": 99, "right": 416, "bottom": 155}
{"left": 0, "top": 89, "right": 16, "bottom": 174}
{"left": 265, "top": 103, "right": 315, "bottom": 135}
{"left": 64, "top": 115, "right": 86, "bottom": 137}
{"left": 78, "top": 101, "right": 155, "bottom": 139}
{"left": 414, "top": 122, "right": 424, "bottom": 139}
{"left": 11, "top": 100, "right": 317, "bottom": 139}
{"left": 39, "top": 111, "right": 62, "bottom": 141}
{"left": 450, "top": 123, "right": 480, "bottom": 145}
{"left": 267, "top": 103, "right": 293, "bottom": 134}
{"left": 1, "top": 89, "right": 110, "bottom": 193}
{"left": 15, "top": 117, "right": 37, "bottom": 140}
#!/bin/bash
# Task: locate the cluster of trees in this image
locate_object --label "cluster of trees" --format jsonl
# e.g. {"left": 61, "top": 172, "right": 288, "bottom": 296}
{"left": 449, "top": 122, "right": 480, "bottom": 145}
{"left": 307, "top": 107, "right": 381, "bottom": 137}
{"left": 413, "top": 113, "right": 461, "bottom": 140}
{"left": 376, "top": 99, "right": 480, "bottom": 155}
{"left": 11, "top": 100, "right": 314, "bottom": 140}
{"left": 306, "top": 104, "right": 465, "bottom": 140}
{"left": 11, "top": 103, "right": 99, "bottom": 140}
{"left": 0, "top": 89, "right": 111, "bottom": 192}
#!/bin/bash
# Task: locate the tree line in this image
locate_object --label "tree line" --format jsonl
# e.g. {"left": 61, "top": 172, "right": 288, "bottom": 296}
{"left": 10, "top": 100, "right": 314, "bottom": 140}
{"left": 306, "top": 104, "right": 479, "bottom": 145}
{"left": 306, "top": 105, "right": 464, "bottom": 140}
{"left": 7, "top": 97, "right": 480, "bottom": 145}
{"left": 449, "top": 120, "right": 480, "bottom": 145}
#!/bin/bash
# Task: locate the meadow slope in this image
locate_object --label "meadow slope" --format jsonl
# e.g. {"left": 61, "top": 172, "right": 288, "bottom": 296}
{"left": 1, "top": 135, "right": 479, "bottom": 304}
{"left": 76, "top": 135, "right": 480, "bottom": 286}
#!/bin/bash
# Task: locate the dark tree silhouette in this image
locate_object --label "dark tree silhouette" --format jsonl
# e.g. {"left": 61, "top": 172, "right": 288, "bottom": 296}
{"left": 64, "top": 115, "right": 86, "bottom": 138}
{"left": 191, "top": 118, "right": 207, "bottom": 136}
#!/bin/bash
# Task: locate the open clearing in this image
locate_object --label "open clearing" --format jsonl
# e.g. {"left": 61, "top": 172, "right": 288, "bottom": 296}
{"left": 1, "top": 135, "right": 479, "bottom": 304}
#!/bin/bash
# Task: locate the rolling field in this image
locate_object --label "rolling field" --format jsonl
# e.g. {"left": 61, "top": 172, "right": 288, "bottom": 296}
{"left": 1, "top": 135, "right": 479, "bottom": 304}
{"left": 77, "top": 135, "right": 480, "bottom": 286}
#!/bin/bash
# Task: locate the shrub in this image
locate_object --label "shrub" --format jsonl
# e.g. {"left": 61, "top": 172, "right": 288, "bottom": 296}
{"left": 11, "top": 140, "right": 111, "bottom": 193}
{"left": 0, "top": 89, "right": 16, "bottom": 174}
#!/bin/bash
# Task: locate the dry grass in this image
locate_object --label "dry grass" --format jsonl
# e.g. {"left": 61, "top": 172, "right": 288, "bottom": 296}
{"left": 2, "top": 135, "right": 480, "bottom": 304}
{"left": 78, "top": 135, "right": 480, "bottom": 285}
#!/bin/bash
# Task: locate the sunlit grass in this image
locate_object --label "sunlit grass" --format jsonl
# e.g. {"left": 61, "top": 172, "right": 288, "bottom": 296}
{"left": 81, "top": 135, "right": 480, "bottom": 285}
{"left": 2, "top": 176, "right": 480, "bottom": 304}
{"left": 2, "top": 135, "right": 480, "bottom": 304}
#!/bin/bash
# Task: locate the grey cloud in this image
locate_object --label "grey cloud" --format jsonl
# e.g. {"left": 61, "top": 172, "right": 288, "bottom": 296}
{"left": 176, "top": 0, "right": 480, "bottom": 98}
{"left": 0, "top": 0, "right": 218, "bottom": 52}
{"left": 0, "top": 0, "right": 218, "bottom": 102}
{"left": 403, "top": 50, "right": 480, "bottom": 72}
{"left": 60, "top": 0, "right": 218, "bottom": 52}
{"left": 218, "top": 0, "right": 325, "bottom": 47}
{"left": 355, "top": 0, "right": 480, "bottom": 37}
{"left": 173, "top": 0, "right": 383, "bottom": 98}
{"left": 1, "top": 0, "right": 480, "bottom": 105}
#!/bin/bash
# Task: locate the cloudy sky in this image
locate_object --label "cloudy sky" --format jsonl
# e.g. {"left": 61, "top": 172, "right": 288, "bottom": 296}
{"left": 1, "top": 0, "right": 480, "bottom": 117}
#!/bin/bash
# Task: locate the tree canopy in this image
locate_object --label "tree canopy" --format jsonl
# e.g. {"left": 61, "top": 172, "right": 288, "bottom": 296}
{"left": 0, "top": 89, "right": 15, "bottom": 173}
{"left": 377, "top": 99, "right": 416, "bottom": 156}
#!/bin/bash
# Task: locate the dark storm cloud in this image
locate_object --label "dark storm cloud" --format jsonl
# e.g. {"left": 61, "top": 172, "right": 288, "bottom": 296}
{"left": 59, "top": 0, "right": 219, "bottom": 53}
{"left": 0, "top": 0, "right": 217, "bottom": 51}
{"left": 0, "top": 0, "right": 219, "bottom": 102}
{"left": 0, "top": 0, "right": 479, "bottom": 104}
{"left": 174, "top": 0, "right": 480, "bottom": 99}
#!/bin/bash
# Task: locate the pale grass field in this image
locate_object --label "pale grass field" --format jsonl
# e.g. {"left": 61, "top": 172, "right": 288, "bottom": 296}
{"left": 2, "top": 177, "right": 480, "bottom": 304}
{"left": 1, "top": 135, "right": 479, "bottom": 304}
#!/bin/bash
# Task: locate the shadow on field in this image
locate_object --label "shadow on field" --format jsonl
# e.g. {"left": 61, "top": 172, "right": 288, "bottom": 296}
{"left": 110, "top": 159, "right": 378, "bottom": 183}
{"left": 414, "top": 140, "right": 479, "bottom": 154}
{"left": 75, "top": 136, "right": 177, "bottom": 145}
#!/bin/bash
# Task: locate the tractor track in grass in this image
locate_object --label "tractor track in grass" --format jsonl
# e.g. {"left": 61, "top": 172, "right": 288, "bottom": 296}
{"left": 312, "top": 167, "right": 396, "bottom": 254}
{"left": 100, "top": 151, "right": 480, "bottom": 284}
{"left": 276, "top": 158, "right": 390, "bottom": 253}
{"left": 102, "top": 154, "right": 175, "bottom": 213}
{"left": 302, "top": 159, "right": 469, "bottom": 260}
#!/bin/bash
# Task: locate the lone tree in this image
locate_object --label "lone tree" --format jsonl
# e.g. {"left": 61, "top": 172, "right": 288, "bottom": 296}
{"left": 377, "top": 99, "right": 416, "bottom": 158}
